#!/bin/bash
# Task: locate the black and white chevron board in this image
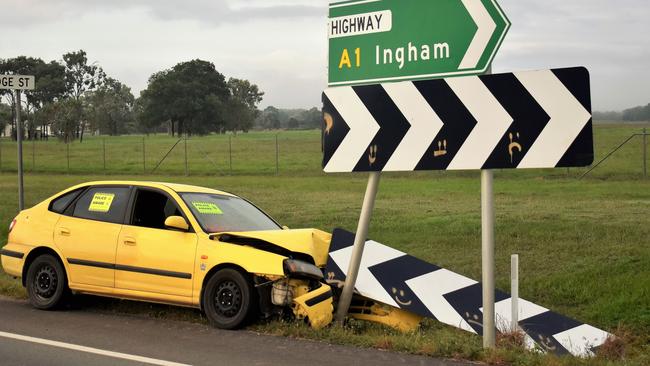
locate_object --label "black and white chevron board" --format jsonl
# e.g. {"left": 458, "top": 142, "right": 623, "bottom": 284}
{"left": 322, "top": 67, "right": 593, "bottom": 173}
{"left": 325, "top": 229, "right": 611, "bottom": 357}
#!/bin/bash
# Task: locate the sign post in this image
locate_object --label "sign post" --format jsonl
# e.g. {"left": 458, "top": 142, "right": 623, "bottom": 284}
{"left": 481, "top": 169, "right": 495, "bottom": 347}
{"left": 1, "top": 75, "right": 36, "bottom": 211}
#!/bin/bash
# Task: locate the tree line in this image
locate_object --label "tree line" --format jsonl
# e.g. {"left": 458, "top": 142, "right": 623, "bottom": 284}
{"left": 0, "top": 51, "right": 276, "bottom": 142}
{"left": 593, "top": 103, "right": 650, "bottom": 122}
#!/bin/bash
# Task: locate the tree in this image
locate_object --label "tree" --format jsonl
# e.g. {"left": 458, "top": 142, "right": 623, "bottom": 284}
{"left": 226, "top": 78, "right": 264, "bottom": 133}
{"left": 622, "top": 103, "right": 650, "bottom": 121}
{"left": 287, "top": 117, "right": 299, "bottom": 129}
{"left": 29, "top": 60, "right": 67, "bottom": 139}
{"left": 138, "top": 59, "right": 230, "bottom": 136}
{"left": 0, "top": 103, "right": 11, "bottom": 136}
{"left": 299, "top": 107, "right": 322, "bottom": 129}
{"left": 87, "top": 78, "right": 135, "bottom": 136}
{"left": 63, "top": 50, "right": 106, "bottom": 142}
{"left": 258, "top": 106, "right": 281, "bottom": 130}
{"left": 45, "top": 98, "right": 83, "bottom": 143}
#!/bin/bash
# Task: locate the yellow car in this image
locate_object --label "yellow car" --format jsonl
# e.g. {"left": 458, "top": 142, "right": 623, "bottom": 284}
{"left": 1, "top": 181, "right": 334, "bottom": 329}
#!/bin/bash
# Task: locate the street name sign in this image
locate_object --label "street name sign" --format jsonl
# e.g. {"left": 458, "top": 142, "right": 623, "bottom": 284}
{"left": 0, "top": 75, "right": 35, "bottom": 90}
{"left": 328, "top": 0, "right": 510, "bottom": 86}
{"left": 322, "top": 67, "right": 593, "bottom": 172}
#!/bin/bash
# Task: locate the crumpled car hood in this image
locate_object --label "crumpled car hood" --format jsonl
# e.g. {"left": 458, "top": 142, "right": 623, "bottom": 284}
{"left": 212, "top": 228, "right": 332, "bottom": 267}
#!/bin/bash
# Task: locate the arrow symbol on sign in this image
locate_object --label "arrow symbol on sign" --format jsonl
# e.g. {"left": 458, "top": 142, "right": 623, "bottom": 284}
{"left": 330, "top": 240, "right": 405, "bottom": 307}
{"left": 515, "top": 69, "right": 592, "bottom": 168}
{"left": 446, "top": 75, "right": 513, "bottom": 170}
{"left": 405, "top": 269, "right": 479, "bottom": 333}
{"left": 459, "top": 0, "right": 498, "bottom": 70}
{"left": 382, "top": 82, "right": 444, "bottom": 171}
{"left": 323, "top": 87, "right": 380, "bottom": 173}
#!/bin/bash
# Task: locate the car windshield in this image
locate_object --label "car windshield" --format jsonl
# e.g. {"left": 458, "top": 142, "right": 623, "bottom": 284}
{"left": 179, "top": 193, "right": 280, "bottom": 233}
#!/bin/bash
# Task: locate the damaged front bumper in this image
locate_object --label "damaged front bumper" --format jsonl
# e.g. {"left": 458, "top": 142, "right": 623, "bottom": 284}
{"left": 271, "top": 278, "right": 334, "bottom": 329}
{"left": 292, "top": 283, "right": 334, "bottom": 329}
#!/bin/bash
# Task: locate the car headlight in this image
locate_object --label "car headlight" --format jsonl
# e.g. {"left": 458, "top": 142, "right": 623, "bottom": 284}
{"left": 283, "top": 259, "right": 324, "bottom": 280}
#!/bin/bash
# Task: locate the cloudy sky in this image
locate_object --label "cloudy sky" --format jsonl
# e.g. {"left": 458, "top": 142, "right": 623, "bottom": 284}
{"left": 1, "top": 0, "right": 648, "bottom": 111}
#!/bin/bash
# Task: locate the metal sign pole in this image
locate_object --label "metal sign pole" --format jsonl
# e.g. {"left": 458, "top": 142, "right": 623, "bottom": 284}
{"left": 335, "top": 171, "right": 381, "bottom": 322}
{"left": 16, "top": 90, "right": 24, "bottom": 211}
{"left": 481, "top": 169, "right": 496, "bottom": 347}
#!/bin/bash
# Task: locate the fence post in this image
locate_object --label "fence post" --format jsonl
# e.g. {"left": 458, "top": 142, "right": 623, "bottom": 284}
{"left": 66, "top": 142, "right": 70, "bottom": 173}
{"left": 184, "top": 137, "right": 189, "bottom": 176}
{"left": 103, "top": 138, "right": 106, "bottom": 171}
{"left": 229, "top": 135, "right": 232, "bottom": 174}
{"left": 275, "top": 133, "right": 279, "bottom": 175}
{"left": 643, "top": 128, "right": 648, "bottom": 178}
{"left": 142, "top": 137, "right": 146, "bottom": 173}
{"left": 0, "top": 138, "right": 3, "bottom": 173}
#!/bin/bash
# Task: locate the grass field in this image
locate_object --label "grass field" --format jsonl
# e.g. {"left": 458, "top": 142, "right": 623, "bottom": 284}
{"left": 0, "top": 122, "right": 648, "bottom": 178}
{"left": 0, "top": 123, "right": 649, "bottom": 365}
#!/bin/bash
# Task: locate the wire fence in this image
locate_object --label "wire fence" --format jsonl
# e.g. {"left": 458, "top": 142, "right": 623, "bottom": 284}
{"left": 0, "top": 130, "right": 323, "bottom": 176}
{"left": 0, "top": 125, "right": 647, "bottom": 178}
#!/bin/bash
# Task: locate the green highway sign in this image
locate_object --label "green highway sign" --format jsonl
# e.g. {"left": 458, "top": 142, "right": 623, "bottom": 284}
{"left": 328, "top": 0, "right": 510, "bottom": 86}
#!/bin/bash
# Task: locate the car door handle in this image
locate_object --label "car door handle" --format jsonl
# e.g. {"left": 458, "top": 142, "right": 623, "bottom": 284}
{"left": 58, "top": 227, "right": 71, "bottom": 236}
{"left": 123, "top": 237, "right": 137, "bottom": 246}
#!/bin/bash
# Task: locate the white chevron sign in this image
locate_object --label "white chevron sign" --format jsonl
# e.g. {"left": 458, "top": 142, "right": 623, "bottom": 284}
{"left": 326, "top": 229, "right": 612, "bottom": 358}
{"left": 322, "top": 67, "right": 594, "bottom": 173}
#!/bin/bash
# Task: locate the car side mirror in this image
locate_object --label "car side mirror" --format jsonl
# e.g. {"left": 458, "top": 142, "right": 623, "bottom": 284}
{"left": 165, "top": 216, "right": 189, "bottom": 232}
{"left": 282, "top": 225, "right": 290, "bottom": 230}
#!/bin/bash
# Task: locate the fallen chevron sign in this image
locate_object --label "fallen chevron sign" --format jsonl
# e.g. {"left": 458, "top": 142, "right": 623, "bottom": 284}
{"left": 325, "top": 229, "right": 611, "bottom": 357}
{"left": 322, "top": 67, "right": 593, "bottom": 173}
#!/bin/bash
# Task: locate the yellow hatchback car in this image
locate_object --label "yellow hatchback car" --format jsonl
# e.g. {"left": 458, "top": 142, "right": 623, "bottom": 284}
{"left": 1, "top": 181, "right": 334, "bottom": 329}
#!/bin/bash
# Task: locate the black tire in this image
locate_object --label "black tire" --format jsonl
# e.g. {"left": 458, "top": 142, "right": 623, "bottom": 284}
{"left": 26, "top": 254, "right": 68, "bottom": 310}
{"left": 203, "top": 268, "right": 255, "bottom": 330}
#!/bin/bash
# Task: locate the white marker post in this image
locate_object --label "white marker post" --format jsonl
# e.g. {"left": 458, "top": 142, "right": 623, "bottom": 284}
{"left": 1, "top": 75, "right": 35, "bottom": 212}
{"left": 511, "top": 254, "right": 519, "bottom": 331}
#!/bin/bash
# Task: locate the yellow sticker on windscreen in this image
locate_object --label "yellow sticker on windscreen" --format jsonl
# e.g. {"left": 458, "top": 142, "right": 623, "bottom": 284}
{"left": 192, "top": 202, "right": 223, "bottom": 215}
{"left": 89, "top": 193, "right": 115, "bottom": 213}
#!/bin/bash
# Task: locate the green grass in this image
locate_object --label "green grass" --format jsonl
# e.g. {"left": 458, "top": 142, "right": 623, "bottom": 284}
{"left": 0, "top": 122, "right": 648, "bottom": 178}
{"left": 0, "top": 123, "right": 649, "bottom": 365}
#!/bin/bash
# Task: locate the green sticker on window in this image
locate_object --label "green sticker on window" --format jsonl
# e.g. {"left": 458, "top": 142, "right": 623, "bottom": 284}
{"left": 192, "top": 201, "right": 223, "bottom": 215}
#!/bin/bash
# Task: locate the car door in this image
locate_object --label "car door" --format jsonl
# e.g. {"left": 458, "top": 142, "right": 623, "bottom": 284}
{"left": 115, "top": 187, "right": 197, "bottom": 298}
{"left": 54, "top": 186, "right": 131, "bottom": 288}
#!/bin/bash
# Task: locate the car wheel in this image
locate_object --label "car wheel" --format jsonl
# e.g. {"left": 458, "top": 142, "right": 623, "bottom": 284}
{"left": 203, "top": 268, "right": 254, "bottom": 329}
{"left": 26, "top": 254, "right": 68, "bottom": 310}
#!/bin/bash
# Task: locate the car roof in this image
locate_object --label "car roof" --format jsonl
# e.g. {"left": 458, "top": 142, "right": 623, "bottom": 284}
{"left": 72, "top": 181, "right": 237, "bottom": 197}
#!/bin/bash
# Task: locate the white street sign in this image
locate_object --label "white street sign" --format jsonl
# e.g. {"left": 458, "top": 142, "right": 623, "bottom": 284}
{"left": 0, "top": 75, "right": 36, "bottom": 90}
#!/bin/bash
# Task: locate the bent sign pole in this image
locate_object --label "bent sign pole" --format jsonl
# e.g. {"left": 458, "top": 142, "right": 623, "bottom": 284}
{"left": 334, "top": 171, "right": 380, "bottom": 322}
{"left": 1, "top": 75, "right": 36, "bottom": 211}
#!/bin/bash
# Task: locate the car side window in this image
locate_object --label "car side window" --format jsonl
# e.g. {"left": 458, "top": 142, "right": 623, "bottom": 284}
{"left": 72, "top": 187, "right": 130, "bottom": 224}
{"left": 49, "top": 188, "right": 85, "bottom": 214}
{"left": 131, "top": 189, "right": 183, "bottom": 230}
